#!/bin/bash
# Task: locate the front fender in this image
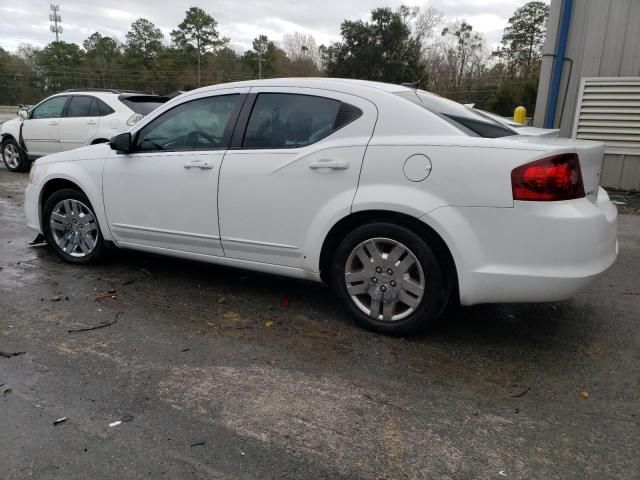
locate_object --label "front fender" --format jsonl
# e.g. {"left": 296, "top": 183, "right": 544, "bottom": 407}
{"left": 36, "top": 160, "right": 111, "bottom": 241}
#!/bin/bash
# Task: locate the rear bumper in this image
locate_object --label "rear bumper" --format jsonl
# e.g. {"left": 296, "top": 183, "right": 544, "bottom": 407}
{"left": 424, "top": 187, "right": 618, "bottom": 305}
{"left": 24, "top": 182, "right": 42, "bottom": 234}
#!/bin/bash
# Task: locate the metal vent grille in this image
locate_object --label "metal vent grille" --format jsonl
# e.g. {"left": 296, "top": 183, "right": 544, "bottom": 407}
{"left": 572, "top": 77, "right": 640, "bottom": 155}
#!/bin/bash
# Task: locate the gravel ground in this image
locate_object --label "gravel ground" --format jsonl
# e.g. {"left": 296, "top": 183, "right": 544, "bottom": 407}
{"left": 1, "top": 165, "right": 639, "bottom": 479}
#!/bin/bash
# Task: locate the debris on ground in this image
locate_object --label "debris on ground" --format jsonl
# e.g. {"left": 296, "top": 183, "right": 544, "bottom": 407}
{"left": 190, "top": 441, "right": 206, "bottom": 447}
{"left": 68, "top": 311, "right": 123, "bottom": 333}
{"left": 181, "top": 348, "right": 190, "bottom": 352}
{"left": 27, "top": 234, "right": 47, "bottom": 247}
{"left": 140, "top": 268, "right": 153, "bottom": 278}
{"left": 510, "top": 386, "right": 530, "bottom": 398}
{"left": 217, "top": 296, "right": 226, "bottom": 304}
{"left": 122, "top": 279, "right": 135, "bottom": 286}
{"left": 223, "top": 311, "right": 239, "bottom": 320}
{"left": 94, "top": 290, "right": 117, "bottom": 301}
{"left": 121, "top": 414, "right": 134, "bottom": 423}
{"left": 265, "top": 320, "right": 274, "bottom": 328}
{"left": 580, "top": 390, "right": 590, "bottom": 398}
{"left": 50, "top": 295, "right": 62, "bottom": 302}
{"left": 109, "top": 421, "right": 122, "bottom": 427}
{"left": 53, "top": 417, "right": 67, "bottom": 425}
{"left": 3, "top": 388, "right": 12, "bottom": 395}
{"left": 0, "top": 351, "right": 26, "bottom": 358}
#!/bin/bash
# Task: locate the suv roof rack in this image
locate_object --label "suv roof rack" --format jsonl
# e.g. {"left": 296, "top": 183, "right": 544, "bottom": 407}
{"left": 62, "top": 88, "right": 152, "bottom": 94}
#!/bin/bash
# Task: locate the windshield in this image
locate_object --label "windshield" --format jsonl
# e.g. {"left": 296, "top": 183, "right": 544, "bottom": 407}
{"left": 396, "top": 90, "right": 517, "bottom": 138}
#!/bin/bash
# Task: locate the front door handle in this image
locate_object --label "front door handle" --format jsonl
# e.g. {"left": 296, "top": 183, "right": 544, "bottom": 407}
{"left": 184, "top": 160, "right": 214, "bottom": 170}
{"left": 86, "top": 120, "right": 97, "bottom": 125}
{"left": 309, "top": 159, "right": 349, "bottom": 170}
{"left": 49, "top": 121, "right": 58, "bottom": 126}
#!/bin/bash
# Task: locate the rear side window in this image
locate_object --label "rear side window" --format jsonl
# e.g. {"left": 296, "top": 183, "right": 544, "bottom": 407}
{"left": 120, "top": 95, "right": 167, "bottom": 115}
{"left": 65, "top": 96, "right": 95, "bottom": 117}
{"left": 243, "top": 94, "right": 361, "bottom": 149}
{"left": 396, "top": 90, "right": 516, "bottom": 138}
{"left": 98, "top": 100, "right": 114, "bottom": 116}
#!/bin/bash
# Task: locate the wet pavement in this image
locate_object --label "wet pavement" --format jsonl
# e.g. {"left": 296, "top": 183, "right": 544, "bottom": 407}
{"left": 1, "top": 165, "right": 639, "bottom": 479}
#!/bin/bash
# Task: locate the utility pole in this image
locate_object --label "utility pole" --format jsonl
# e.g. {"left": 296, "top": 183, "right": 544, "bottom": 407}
{"left": 49, "top": 4, "right": 63, "bottom": 42}
{"left": 257, "top": 50, "right": 263, "bottom": 79}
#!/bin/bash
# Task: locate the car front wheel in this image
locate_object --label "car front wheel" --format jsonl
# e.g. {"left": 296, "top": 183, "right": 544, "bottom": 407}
{"left": 331, "top": 223, "right": 447, "bottom": 335}
{"left": 42, "top": 189, "right": 106, "bottom": 264}
{"left": 1, "top": 138, "right": 29, "bottom": 172}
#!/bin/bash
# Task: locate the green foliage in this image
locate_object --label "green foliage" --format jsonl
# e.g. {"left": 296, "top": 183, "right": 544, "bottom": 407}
{"left": 495, "top": 1, "right": 549, "bottom": 75}
{"left": 171, "top": 7, "right": 225, "bottom": 54}
{"left": 34, "top": 41, "right": 84, "bottom": 91}
{"left": 125, "top": 18, "right": 164, "bottom": 60}
{"left": 324, "top": 7, "right": 425, "bottom": 84}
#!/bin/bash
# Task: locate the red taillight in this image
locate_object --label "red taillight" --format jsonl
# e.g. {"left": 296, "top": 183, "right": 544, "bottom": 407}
{"left": 511, "top": 153, "right": 585, "bottom": 201}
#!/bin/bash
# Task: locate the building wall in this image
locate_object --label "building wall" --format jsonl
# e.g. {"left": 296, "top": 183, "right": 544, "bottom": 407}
{"left": 534, "top": 0, "right": 640, "bottom": 190}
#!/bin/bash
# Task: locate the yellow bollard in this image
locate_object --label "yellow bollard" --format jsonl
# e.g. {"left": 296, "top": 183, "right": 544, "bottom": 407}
{"left": 513, "top": 106, "right": 527, "bottom": 125}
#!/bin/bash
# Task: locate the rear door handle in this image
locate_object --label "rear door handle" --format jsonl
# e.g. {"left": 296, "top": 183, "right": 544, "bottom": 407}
{"left": 86, "top": 120, "right": 97, "bottom": 125}
{"left": 49, "top": 121, "right": 58, "bottom": 126}
{"left": 184, "top": 159, "right": 213, "bottom": 170}
{"left": 309, "top": 159, "right": 349, "bottom": 170}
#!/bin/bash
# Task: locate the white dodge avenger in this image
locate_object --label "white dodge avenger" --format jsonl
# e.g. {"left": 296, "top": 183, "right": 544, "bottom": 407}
{"left": 24, "top": 78, "right": 618, "bottom": 335}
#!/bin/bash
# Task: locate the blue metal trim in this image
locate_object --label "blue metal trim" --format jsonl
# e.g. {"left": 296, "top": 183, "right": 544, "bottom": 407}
{"left": 544, "top": 0, "right": 573, "bottom": 129}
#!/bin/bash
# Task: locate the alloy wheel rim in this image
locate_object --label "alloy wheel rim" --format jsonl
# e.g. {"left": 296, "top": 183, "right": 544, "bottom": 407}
{"left": 49, "top": 199, "right": 99, "bottom": 257}
{"left": 3, "top": 144, "right": 20, "bottom": 169}
{"left": 345, "top": 237, "right": 425, "bottom": 322}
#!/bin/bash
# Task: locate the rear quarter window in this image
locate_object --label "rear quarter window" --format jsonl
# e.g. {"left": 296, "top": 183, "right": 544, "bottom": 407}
{"left": 119, "top": 95, "right": 168, "bottom": 116}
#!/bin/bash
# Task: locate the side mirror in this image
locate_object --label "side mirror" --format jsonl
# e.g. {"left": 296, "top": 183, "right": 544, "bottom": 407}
{"left": 18, "top": 108, "right": 29, "bottom": 120}
{"left": 110, "top": 132, "right": 133, "bottom": 153}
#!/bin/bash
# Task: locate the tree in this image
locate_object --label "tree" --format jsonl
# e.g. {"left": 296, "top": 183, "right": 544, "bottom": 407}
{"left": 34, "top": 41, "right": 84, "bottom": 91}
{"left": 83, "top": 32, "right": 120, "bottom": 87}
{"left": 441, "top": 22, "right": 484, "bottom": 87}
{"left": 282, "top": 32, "right": 320, "bottom": 68}
{"left": 495, "top": 1, "right": 549, "bottom": 75}
{"left": 242, "top": 35, "right": 286, "bottom": 79}
{"left": 125, "top": 18, "right": 164, "bottom": 61}
{"left": 324, "top": 7, "right": 425, "bottom": 84}
{"left": 171, "top": 7, "right": 226, "bottom": 86}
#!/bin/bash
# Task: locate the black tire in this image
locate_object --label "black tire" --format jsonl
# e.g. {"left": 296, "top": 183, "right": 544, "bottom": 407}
{"left": 42, "top": 189, "right": 106, "bottom": 264}
{"left": 1, "top": 137, "right": 30, "bottom": 172}
{"left": 331, "top": 222, "right": 448, "bottom": 335}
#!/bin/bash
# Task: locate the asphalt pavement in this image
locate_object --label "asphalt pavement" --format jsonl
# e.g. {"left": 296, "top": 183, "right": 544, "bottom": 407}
{"left": 1, "top": 165, "right": 639, "bottom": 479}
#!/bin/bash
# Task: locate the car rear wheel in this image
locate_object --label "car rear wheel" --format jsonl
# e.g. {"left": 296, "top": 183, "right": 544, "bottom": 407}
{"left": 42, "top": 189, "right": 106, "bottom": 264}
{"left": 331, "top": 223, "right": 447, "bottom": 335}
{"left": 2, "top": 138, "right": 29, "bottom": 172}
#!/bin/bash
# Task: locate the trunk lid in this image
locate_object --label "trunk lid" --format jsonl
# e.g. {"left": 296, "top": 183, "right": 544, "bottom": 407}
{"left": 503, "top": 136, "right": 604, "bottom": 203}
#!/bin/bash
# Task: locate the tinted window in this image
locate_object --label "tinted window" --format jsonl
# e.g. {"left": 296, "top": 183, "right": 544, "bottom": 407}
{"left": 98, "top": 100, "right": 114, "bottom": 116}
{"left": 396, "top": 90, "right": 516, "bottom": 138}
{"left": 31, "top": 96, "right": 68, "bottom": 119}
{"left": 243, "top": 94, "right": 342, "bottom": 149}
{"left": 65, "top": 96, "right": 95, "bottom": 117}
{"left": 136, "top": 94, "right": 240, "bottom": 152}
{"left": 120, "top": 96, "right": 167, "bottom": 115}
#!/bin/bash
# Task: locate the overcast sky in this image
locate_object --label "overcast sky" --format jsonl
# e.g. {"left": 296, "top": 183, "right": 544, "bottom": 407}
{"left": 0, "top": 0, "right": 548, "bottom": 53}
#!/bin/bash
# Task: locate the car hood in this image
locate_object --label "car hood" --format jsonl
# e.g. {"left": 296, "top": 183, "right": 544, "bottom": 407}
{"left": 36, "top": 143, "right": 111, "bottom": 165}
{"left": 0, "top": 117, "right": 21, "bottom": 132}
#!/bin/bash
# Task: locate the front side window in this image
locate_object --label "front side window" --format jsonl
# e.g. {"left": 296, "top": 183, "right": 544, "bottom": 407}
{"left": 243, "top": 94, "right": 343, "bottom": 149}
{"left": 136, "top": 94, "right": 240, "bottom": 152}
{"left": 65, "top": 96, "right": 97, "bottom": 117}
{"left": 31, "top": 96, "right": 68, "bottom": 119}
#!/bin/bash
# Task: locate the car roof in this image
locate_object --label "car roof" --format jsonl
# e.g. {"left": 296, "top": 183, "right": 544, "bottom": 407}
{"left": 185, "top": 77, "right": 416, "bottom": 97}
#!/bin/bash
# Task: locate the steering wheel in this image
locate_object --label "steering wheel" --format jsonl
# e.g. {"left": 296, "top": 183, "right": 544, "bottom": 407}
{"left": 186, "top": 130, "right": 220, "bottom": 147}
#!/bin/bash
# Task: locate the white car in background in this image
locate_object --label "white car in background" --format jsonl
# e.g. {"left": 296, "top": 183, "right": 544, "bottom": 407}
{"left": 1, "top": 89, "right": 168, "bottom": 172}
{"left": 24, "top": 78, "right": 618, "bottom": 335}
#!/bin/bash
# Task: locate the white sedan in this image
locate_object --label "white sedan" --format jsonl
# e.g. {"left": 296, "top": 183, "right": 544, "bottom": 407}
{"left": 24, "top": 78, "right": 618, "bottom": 335}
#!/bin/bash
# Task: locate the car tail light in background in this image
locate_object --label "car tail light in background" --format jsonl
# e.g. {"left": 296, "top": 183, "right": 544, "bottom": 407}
{"left": 126, "top": 113, "right": 144, "bottom": 126}
{"left": 511, "top": 153, "right": 585, "bottom": 201}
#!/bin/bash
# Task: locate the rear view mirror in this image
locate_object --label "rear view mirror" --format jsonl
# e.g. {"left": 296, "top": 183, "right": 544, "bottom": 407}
{"left": 110, "top": 132, "right": 133, "bottom": 153}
